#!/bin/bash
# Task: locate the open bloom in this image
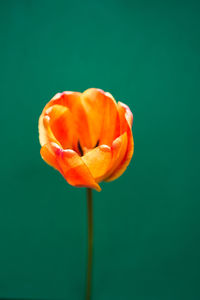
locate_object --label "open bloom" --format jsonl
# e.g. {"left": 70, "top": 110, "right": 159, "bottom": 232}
{"left": 39, "top": 88, "right": 134, "bottom": 191}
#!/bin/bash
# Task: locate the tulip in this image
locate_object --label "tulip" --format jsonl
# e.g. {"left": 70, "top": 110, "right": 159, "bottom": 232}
{"left": 39, "top": 88, "right": 134, "bottom": 191}
{"left": 38, "top": 88, "right": 134, "bottom": 300}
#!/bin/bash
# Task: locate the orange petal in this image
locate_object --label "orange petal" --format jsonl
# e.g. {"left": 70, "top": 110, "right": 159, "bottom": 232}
{"left": 50, "top": 91, "right": 92, "bottom": 152}
{"left": 105, "top": 102, "right": 134, "bottom": 182}
{"left": 39, "top": 114, "right": 51, "bottom": 147}
{"left": 99, "top": 92, "right": 120, "bottom": 146}
{"left": 45, "top": 104, "right": 78, "bottom": 150}
{"left": 41, "top": 91, "right": 82, "bottom": 113}
{"left": 107, "top": 135, "right": 133, "bottom": 181}
{"left": 118, "top": 101, "right": 133, "bottom": 134}
{"left": 40, "top": 142, "right": 61, "bottom": 171}
{"left": 41, "top": 142, "right": 101, "bottom": 191}
{"left": 57, "top": 148, "right": 101, "bottom": 191}
{"left": 82, "top": 145, "right": 112, "bottom": 182}
{"left": 38, "top": 92, "right": 81, "bottom": 147}
{"left": 81, "top": 88, "right": 119, "bottom": 148}
{"left": 39, "top": 114, "right": 62, "bottom": 147}
{"left": 104, "top": 132, "right": 128, "bottom": 181}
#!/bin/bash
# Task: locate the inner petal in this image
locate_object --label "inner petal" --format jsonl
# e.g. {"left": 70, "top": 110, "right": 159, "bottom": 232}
{"left": 80, "top": 89, "right": 119, "bottom": 149}
{"left": 104, "top": 132, "right": 128, "bottom": 181}
{"left": 82, "top": 145, "right": 112, "bottom": 182}
{"left": 45, "top": 104, "right": 78, "bottom": 150}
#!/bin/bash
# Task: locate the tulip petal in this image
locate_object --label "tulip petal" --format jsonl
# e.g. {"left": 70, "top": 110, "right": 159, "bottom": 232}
{"left": 82, "top": 145, "right": 112, "bottom": 182}
{"left": 50, "top": 92, "right": 89, "bottom": 151}
{"left": 118, "top": 101, "right": 133, "bottom": 134}
{"left": 58, "top": 148, "right": 101, "bottom": 191}
{"left": 81, "top": 88, "right": 119, "bottom": 148}
{"left": 40, "top": 142, "right": 61, "bottom": 171}
{"left": 39, "top": 114, "right": 62, "bottom": 147}
{"left": 42, "top": 91, "right": 82, "bottom": 112}
{"left": 45, "top": 104, "right": 78, "bottom": 150}
{"left": 104, "top": 132, "right": 128, "bottom": 181}
{"left": 105, "top": 102, "right": 134, "bottom": 182}
{"left": 39, "top": 92, "right": 81, "bottom": 147}
{"left": 46, "top": 91, "right": 93, "bottom": 152}
{"left": 40, "top": 142, "right": 101, "bottom": 191}
{"left": 39, "top": 114, "right": 51, "bottom": 147}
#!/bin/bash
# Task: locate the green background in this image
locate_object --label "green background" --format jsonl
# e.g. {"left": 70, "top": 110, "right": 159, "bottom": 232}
{"left": 0, "top": 0, "right": 200, "bottom": 299}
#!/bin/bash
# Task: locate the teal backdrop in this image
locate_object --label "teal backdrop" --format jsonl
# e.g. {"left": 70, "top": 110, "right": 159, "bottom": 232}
{"left": 0, "top": 0, "right": 200, "bottom": 299}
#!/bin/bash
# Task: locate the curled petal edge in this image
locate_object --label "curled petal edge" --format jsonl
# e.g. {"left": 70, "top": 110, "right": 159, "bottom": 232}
{"left": 105, "top": 102, "right": 134, "bottom": 182}
{"left": 82, "top": 145, "right": 112, "bottom": 182}
{"left": 40, "top": 142, "right": 101, "bottom": 192}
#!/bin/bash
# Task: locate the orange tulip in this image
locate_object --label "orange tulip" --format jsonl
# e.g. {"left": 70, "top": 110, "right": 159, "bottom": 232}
{"left": 39, "top": 88, "right": 134, "bottom": 191}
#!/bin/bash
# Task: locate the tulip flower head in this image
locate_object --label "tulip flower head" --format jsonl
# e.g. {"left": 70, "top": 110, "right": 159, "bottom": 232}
{"left": 39, "top": 88, "right": 134, "bottom": 191}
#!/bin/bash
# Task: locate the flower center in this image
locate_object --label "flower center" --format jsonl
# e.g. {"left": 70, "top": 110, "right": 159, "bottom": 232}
{"left": 78, "top": 140, "right": 84, "bottom": 156}
{"left": 77, "top": 140, "right": 99, "bottom": 156}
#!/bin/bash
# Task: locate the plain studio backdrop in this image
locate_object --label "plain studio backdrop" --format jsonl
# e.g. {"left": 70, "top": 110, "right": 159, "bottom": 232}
{"left": 0, "top": 0, "right": 200, "bottom": 299}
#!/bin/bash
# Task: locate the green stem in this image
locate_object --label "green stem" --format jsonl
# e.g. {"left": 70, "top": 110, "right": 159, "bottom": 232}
{"left": 86, "top": 188, "right": 93, "bottom": 300}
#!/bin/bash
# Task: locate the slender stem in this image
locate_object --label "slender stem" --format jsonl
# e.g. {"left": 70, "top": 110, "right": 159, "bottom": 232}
{"left": 86, "top": 188, "right": 93, "bottom": 300}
